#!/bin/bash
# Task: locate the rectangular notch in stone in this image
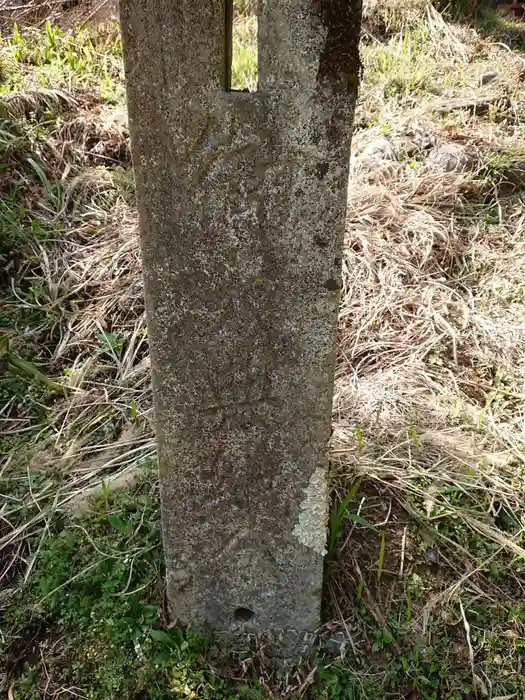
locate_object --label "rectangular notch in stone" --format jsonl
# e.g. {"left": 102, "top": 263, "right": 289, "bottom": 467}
{"left": 121, "top": 0, "right": 362, "bottom": 665}
{"left": 225, "top": 0, "right": 258, "bottom": 92}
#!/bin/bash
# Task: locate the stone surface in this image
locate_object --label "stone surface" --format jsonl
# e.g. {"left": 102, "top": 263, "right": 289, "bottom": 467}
{"left": 427, "top": 143, "right": 479, "bottom": 172}
{"left": 426, "top": 95, "right": 509, "bottom": 116}
{"left": 479, "top": 71, "right": 499, "bottom": 86}
{"left": 424, "top": 547, "right": 440, "bottom": 566}
{"left": 324, "top": 630, "right": 353, "bottom": 654}
{"left": 360, "top": 135, "right": 395, "bottom": 161}
{"left": 120, "top": 0, "right": 362, "bottom": 659}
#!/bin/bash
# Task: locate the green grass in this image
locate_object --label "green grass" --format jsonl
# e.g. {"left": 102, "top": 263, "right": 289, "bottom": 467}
{"left": 363, "top": 26, "right": 438, "bottom": 100}
{"left": 2, "top": 475, "right": 268, "bottom": 700}
{"left": 6, "top": 20, "right": 125, "bottom": 101}
{"left": 7, "top": 475, "right": 522, "bottom": 699}
{"left": 231, "top": 17, "right": 258, "bottom": 91}
{"left": 3, "top": 2, "right": 525, "bottom": 698}
{"left": 0, "top": 114, "right": 70, "bottom": 428}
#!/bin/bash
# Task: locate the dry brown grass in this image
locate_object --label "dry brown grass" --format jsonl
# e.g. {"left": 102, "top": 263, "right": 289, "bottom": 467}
{"left": 0, "top": 0, "right": 118, "bottom": 29}
{"left": 2, "top": 1, "right": 525, "bottom": 695}
{"left": 0, "top": 90, "right": 151, "bottom": 598}
{"left": 323, "top": 5, "right": 525, "bottom": 692}
{"left": 362, "top": 0, "right": 433, "bottom": 37}
{"left": 335, "top": 152, "right": 525, "bottom": 537}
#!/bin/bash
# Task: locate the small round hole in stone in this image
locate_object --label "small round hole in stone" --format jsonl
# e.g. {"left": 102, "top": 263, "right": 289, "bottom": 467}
{"left": 234, "top": 606, "right": 255, "bottom": 622}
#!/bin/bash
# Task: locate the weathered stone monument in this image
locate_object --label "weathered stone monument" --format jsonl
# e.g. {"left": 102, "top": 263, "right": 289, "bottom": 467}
{"left": 120, "top": 0, "right": 362, "bottom": 658}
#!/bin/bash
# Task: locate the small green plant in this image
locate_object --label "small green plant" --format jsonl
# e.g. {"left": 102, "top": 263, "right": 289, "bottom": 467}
{"left": 97, "top": 329, "right": 124, "bottom": 356}
{"left": 1, "top": 480, "right": 258, "bottom": 699}
{"left": 328, "top": 478, "right": 379, "bottom": 553}
{"left": 8, "top": 22, "right": 125, "bottom": 99}
{"left": 363, "top": 26, "right": 435, "bottom": 99}
{"left": 478, "top": 150, "right": 525, "bottom": 184}
{"left": 0, "top": 335, "right": 66, "bottom": 394}
{"left": 328, "top": 478, "right": 362, "bottom": 552}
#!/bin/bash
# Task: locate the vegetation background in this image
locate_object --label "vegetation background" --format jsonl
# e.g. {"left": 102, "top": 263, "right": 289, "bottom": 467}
{"left": 2, "top": 0, "right": 525, "bottom": 697}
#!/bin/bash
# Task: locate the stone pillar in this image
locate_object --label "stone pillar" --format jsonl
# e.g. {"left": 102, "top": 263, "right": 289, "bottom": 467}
{"left": 120, "top": 0, "right": 362, "bottom": 659}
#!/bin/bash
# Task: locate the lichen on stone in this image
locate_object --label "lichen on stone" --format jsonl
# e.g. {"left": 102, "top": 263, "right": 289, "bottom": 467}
{"left": 292, "top": 466, "right": 329, "bottom": 555}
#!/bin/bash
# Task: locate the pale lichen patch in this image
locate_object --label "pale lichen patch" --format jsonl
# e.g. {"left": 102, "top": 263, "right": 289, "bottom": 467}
{"left": 292, "top": 466, "right": 329, "bottom": 555}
